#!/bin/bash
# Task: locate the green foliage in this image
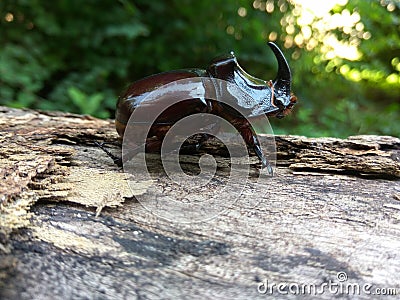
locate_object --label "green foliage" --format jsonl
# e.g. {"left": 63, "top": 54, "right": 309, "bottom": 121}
{"left": 0, "top": 0, "right": 147, "bottom": 116}
{"left": 67, "top": 87, "right": 108, "bottom": 118}
{"left": 0, "top": 0, "right": 399, "bottom": 137}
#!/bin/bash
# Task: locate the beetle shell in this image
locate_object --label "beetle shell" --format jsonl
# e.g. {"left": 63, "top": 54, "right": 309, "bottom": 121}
{"left": 116, "top": 70, "right": 208, "bottom": 138}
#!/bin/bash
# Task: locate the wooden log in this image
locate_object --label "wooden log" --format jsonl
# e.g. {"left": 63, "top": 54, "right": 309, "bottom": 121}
{"left": 0, "top": 106, "right": 399, "bottom": 299}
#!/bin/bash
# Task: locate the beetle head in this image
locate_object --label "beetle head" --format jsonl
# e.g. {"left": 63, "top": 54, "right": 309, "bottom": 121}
{"left": 206, "top": 43, "right": 296, "bottom": 119}
{"left": 267, "top": 42, "right": 294, "bottom": 118}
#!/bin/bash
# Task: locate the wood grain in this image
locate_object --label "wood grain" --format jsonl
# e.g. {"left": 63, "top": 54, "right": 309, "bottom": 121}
{"left": 1, "top": 106, "right": 399, "bottom": 299}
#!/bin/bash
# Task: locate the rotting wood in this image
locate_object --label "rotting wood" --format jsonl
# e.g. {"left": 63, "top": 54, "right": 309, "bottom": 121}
{"left": 0, "top": 106, "right": 399, "bottom": 299}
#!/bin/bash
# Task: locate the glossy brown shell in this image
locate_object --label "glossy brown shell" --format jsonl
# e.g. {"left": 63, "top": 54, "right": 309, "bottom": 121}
{"left": 115, "top": 69, "right": 208, "bottom": 138}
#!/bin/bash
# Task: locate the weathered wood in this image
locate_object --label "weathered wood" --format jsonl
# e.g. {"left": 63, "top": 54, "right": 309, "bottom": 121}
{"left": 1, "top": 106, "right": 399, "bottom": 299}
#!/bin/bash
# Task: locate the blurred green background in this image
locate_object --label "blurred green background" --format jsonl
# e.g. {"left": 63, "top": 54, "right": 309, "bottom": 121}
{"left": 1, "top": 0, "right": 399, "bottom": 137}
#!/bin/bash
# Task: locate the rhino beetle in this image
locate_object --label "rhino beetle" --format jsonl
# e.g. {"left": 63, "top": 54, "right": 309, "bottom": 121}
{"left": 101, "top": 42, "right": 297, "bottom": 174}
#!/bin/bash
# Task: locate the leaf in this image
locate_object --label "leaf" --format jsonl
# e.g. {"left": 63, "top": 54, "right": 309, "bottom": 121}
{"left": 68, "top": 87, "right": 86, "bottom": 109}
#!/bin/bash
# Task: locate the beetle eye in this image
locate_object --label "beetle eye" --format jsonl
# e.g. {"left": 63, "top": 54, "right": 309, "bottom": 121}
{"left": 273, "top": 96, "right": 285, "bottom": 110}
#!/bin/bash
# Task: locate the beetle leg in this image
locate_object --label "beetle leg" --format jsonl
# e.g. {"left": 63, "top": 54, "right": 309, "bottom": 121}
{"left": 182, "top": 120, "right": 221, "bottom": 153}
{"left": 144, "top": 137, "right": 162, "bottom": 153}
{"left": 96, "top": 141, "right": 149, "bottom": 167}
{"left": 196, "top": 133, "right": 213, "bottom": 150}
{"left": 238, "top": 124, "right": 273, "bottom": 175}
{"left": 252, "top": 138, "right": 273, "bottom": 176}
{"left": 95, "top": 142, "right": 123, "bottom": 167}
{"left": 177, "top": 133, "right": 211, "bottom": 154}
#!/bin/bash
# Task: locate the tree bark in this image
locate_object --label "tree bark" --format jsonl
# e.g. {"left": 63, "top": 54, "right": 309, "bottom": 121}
{"left": 1, "top": 106, "right": 399, "bottom": 299}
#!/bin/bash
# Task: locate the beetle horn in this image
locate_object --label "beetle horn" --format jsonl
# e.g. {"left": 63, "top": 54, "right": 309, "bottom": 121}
{"left": 267, "top": 42, "right": 292, "bottom": 108}
{"left": 267, "top": 42, "right": 291, "bottom": 83}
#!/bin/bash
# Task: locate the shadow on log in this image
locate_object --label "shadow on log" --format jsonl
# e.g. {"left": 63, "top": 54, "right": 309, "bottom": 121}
{"left": 0, "top": 106, "right": 399, "bottom": 299}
